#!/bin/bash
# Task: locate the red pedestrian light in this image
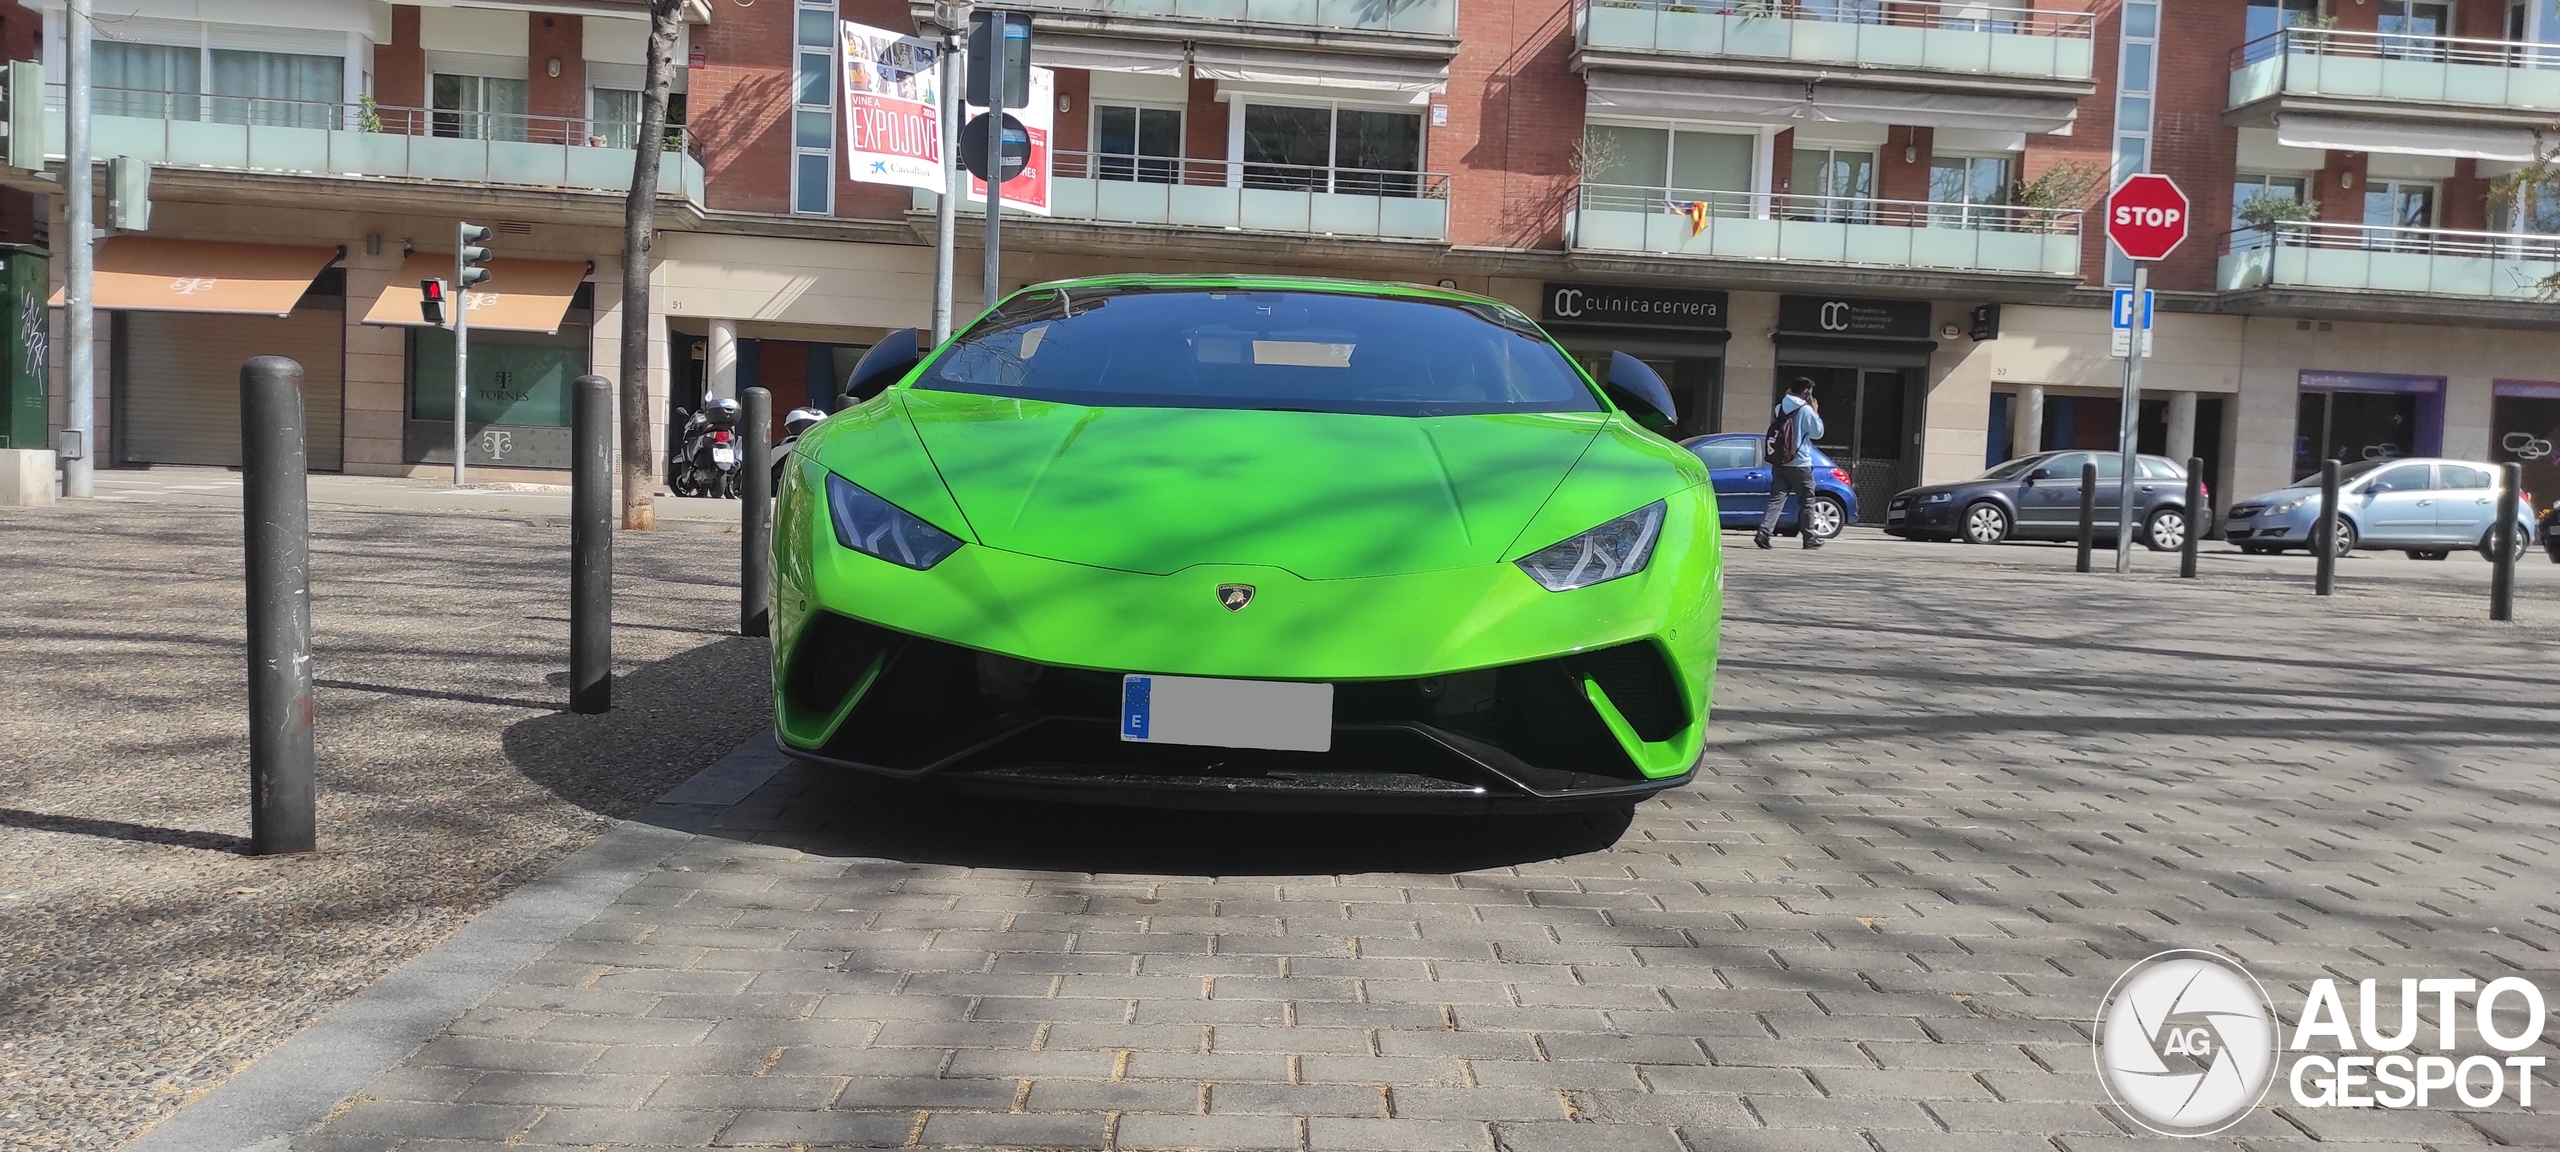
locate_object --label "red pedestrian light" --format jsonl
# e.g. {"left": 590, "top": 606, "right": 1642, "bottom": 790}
{"left": 419, "top": 278, "right": 448, "bottom": 326}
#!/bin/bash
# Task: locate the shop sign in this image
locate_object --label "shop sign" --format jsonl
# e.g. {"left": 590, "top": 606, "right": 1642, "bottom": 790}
{"left": 1541, "top": 283, "right": 1726, "bottom": 329}
{"left": 1777, "top": 294, "right": 1934, "bottom": 340}
{"left": 2299, "top": 371, "right": 2443, "bottom": 393}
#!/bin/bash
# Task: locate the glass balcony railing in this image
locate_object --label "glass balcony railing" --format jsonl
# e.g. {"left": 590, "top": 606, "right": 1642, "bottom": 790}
{"left": 1000, "top": 0, "right": 1453, "bottom": 36}
{"left": 2228, "top": 27, "right": 2560, "bottom": 111}
{"left": 919, "top": 151, "right": 1451, "bottom": 240}
{"left": 46, "top": 86, "right": 707, "bottom": 204}
{"left": 2219, "top": 221, "right": 2560, "bottom": 298}
{"left": 1569, "top": 183, "right": 2080, "bottom": 276}
{"left": 1578, "top": 0, "right": 2094, "bottom": 83}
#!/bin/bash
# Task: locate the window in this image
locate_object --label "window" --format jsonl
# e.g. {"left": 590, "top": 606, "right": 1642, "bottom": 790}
{"left": 409, "top": 326, "right": 590, "bottom": 428}
{"left": 95, "top": 41, "right": 200, "bottom": 120}
{"left": 1240, "top": 103, "right": 1422, "bottom": 196}
{"left": 1094, "top": 104, "right": 1182, "bottom": 183}
{"left": 2232, "top": 173, "right": 2309, "bottom": 228}
{"left": 433, "top": 73, "right": 528, "bottom": 141}
{"left": 1790, "top": 147, "right": 1874, "bottom": 221}
{"left": 1690, "top": 440, "right": 1758, "bottom": 471}
{"left": 1579, "top": 123, "right": 1753, "bottom": 214}
{"left": 2364, "top": 180, "right": 2435, "bottom": 249}
{"left": 2378, "top": 1, "right": 2451, "bottom": 59}
{"left": 2441, "top": 463, "right": 2493, "bottom": 489}
{"left": 1927, "top": 154, "right": 2011, "bottom": 228}
{"left": 591, "top": 87, "right": 640, "bottom": 148}
{"left": 2246, "top": 0, "right": 2318, "bottom": 45}
{"left": 1800, "top": 0, "right": 1884, "bottom": 24}
{"left": 793, "top": 0, "right": 837, "bottom": 215}
{"left": 2363, "top": 463, "right": 2435, "bottom": 493}
{"left": 214, "top": 50, "right": 342, "bottom": 129}
{"left": 2110, "top": 1, "right": 2161, "bottom": 284}
{"left": 2136, "top": 457, "right": 2183, "bottom": 480}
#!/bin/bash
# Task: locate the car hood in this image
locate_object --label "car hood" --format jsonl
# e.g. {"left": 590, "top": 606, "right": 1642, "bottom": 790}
{"left": 897, "top": 389, "right": 1610, "bottom": 579}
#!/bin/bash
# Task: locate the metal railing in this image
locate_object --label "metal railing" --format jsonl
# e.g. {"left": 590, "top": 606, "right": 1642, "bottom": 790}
{"left": 49, "top": 84, "right": 702, "bottom": 199}
{"left": 1571, "top": 182, "right": 2081, "bottom": 274}
{"left": 1579, "top": 0, "right": 2096, "bottom": 80}
{"left": 2228, "top": 26, "right": 2560, "bottom": 109}
{"left": 1053, "top": 149, "right": 1447, "bottom": 199}
{"left": 2219, "top": 220, "right": 2560, "bottom": 297}
{"left": 993, "top": 0, "right": 1454, "bottom": 35}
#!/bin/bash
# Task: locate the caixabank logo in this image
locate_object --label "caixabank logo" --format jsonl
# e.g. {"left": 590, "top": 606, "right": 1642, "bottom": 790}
{"left": 2096, "top": 950, "right": 2549, "bottom": 1136}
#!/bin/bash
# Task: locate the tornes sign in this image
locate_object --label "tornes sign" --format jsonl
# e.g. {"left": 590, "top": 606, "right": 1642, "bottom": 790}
{"left": 1776, "top": 294, "right": 1934, "bottom": 340}
{"left": 1541, "top": 283, "right": 1727, "bottom": 329}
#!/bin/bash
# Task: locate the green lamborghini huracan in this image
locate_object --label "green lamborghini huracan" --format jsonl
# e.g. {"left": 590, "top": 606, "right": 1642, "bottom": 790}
{"left": 770, "top": 275, "right": 1722, "bottom": 812}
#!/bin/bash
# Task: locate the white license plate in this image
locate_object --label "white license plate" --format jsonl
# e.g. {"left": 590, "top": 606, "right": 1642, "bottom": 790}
{"left": 1120, "top": 675, "right": 1332, "bottom": 752}
{"left": 713, "top": 446, "right": 737, "bottom": 465}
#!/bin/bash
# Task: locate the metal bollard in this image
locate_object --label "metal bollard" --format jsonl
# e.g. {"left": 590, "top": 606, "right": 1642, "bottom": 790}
{"left": 741, "top": 387, "right": 773, "bottom": 638}
{"left": 2493, "top": 461, "right": 2522, "bottom": 622}
{"left": 570, "top": 374, "right": 613, "bottom": 714}
{"left": 2315, "top": 458, "right": 2340, "bottom": 597}
{"left": 2180, "top": 455, "right": 2203, "bottom": 579}
{"left": 241, "top": 357, "right": 315, "bottom": 856}
{"left": 2075, "top": 462, "right": 2097, "bottom": 574}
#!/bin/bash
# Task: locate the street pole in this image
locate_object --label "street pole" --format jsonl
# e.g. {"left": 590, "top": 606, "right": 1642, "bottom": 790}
{"left": 983, "top": 9, "right": 1005, "bottom": 317}
{"left": 63, "top": 0, "right": 94, "bottom": 498}
{"left": 932, "top": 6, "right": 963, "bottom": 343}
{"left": 740, "top": 386, "right": 773, "bottom": 637}
{"left": 2114, "top": 263, "right": 2146, "bottom": 574}
{"left": 241, "top": 357, "right": 315, "bottom": 855}
{"left": 569, "top": 374, "right": 612, "bottom": 714}
{"left": 452, "top": 223, "right": 471, "bottom": 487}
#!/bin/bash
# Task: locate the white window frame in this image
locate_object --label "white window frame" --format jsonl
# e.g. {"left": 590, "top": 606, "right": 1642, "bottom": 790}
{"left": 790, "top": 0, "right": 837, "bottom": 216}
{"left": 1222, "top": 94, "right": 1426, "bottom": 190}
{"left": 1089, "top": 100, "right": 1186, "bottom": 183}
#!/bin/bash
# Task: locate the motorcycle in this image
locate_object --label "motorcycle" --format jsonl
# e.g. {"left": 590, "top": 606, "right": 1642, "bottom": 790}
{"left": 670, "top": 396, "right": 743, "bottom": 499}
{"left": 773, "top": 406, "right": 827, "bottom": 490}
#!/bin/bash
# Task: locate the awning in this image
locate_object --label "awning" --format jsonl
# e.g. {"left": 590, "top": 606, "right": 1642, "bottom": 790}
{"left": 362, "top": 253, "right": 589, "bottom": 334}
{"left": 1584, "top": 69, "right": 2078, "bottom": 135}
{"left": 1190, "top": 43, "right": 1449, "bottom": 94}
{"left": 1031, "top": 33, "right": 1185, "bottom": 76}
{"left": 2274, "top": 112, "right": 2538, "bottom": 163}
{"left": 50, "top": 237, "right": 339, "bottom": 316}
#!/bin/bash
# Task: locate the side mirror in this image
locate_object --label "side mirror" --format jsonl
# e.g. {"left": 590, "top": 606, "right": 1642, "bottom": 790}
{"left": 844, "top": 328, "right": 928, "bottom": 406}
{"left": 2026, "top": 467, "right": 2057, "bottom": 482}
{"left": 1603, "top": 351, "right": 1677, "bottom": 428}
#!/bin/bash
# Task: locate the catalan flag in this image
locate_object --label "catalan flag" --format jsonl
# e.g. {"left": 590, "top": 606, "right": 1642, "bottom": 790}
{"left": 1665, "top": 197, "right": 1712, "bottom": 237}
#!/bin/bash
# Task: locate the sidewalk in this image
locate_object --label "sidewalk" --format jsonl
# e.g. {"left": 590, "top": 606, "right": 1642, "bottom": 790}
{"left": 82, "top": 466, "right": 748, "bottom": 526}
{"left": 109, "top": 540, "right": 2560, "bottom": 1152}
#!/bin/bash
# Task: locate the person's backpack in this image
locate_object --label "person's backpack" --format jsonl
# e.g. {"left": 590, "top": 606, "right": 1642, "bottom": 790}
{"left": 1763, "top": 401, "right": 1801, "bottom": 466}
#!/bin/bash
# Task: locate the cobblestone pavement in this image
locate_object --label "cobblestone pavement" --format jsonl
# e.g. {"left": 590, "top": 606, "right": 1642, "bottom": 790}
{"left": 267, "top": 538, "right": 2560, "bottom": 1151}
{"left": 0, "top": 499, "right": 769, "bottom": 1151}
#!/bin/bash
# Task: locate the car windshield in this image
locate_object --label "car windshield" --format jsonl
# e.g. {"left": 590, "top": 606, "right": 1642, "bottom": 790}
{"left": 1977, "top": 455, "right": 2051, "bottom": 481}
{"left": 2286, "top": 458, "right": 2393, "bottom": 488}
{"left": 915, "top": 288, "right": 1602, "bottom": 416}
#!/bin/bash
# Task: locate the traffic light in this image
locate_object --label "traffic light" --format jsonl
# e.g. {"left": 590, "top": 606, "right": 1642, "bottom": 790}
{"left": 0, "top": 60, "right": 45, "bottom": 171}
{"left": 107, "top": 156, "right": 151, "bottom": 231}
{"left": 420, "top": 278, "right": 449, "bottom": 326}
{"left": 456, "top": 222, "right": 492, "bottom": 291}
{"left": 966, "top": 12, "right": 1032, "bottom": 110}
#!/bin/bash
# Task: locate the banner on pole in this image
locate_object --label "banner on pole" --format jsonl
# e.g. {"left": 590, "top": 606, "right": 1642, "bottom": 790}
{"left": 964, "top": 66, "right": 1053, "bottom": 216}
{"left": 841, "top": 21, "right": 945, "bottom": 192}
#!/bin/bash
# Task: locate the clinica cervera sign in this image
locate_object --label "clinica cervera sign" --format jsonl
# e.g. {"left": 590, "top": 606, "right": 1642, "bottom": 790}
{"left": 2094, "top": 950, "right": 2548, "bottom": 1136}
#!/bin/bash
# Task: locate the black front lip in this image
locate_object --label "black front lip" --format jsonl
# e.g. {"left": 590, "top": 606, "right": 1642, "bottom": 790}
{"left": 775, "top": 716, "right": 1697, "bottom": 814}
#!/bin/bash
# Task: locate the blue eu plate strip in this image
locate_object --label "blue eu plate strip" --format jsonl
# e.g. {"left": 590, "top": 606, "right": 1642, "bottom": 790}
{"left": 1121, "top": 675, "right": 1152, "bottom": 740}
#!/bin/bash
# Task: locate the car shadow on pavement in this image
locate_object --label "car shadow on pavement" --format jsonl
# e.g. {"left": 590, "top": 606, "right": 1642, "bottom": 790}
{"left": 499, "top": 634, "right": 777, "bottom": 821}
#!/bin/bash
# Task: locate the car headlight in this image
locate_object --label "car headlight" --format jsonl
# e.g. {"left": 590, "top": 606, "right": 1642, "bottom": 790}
{"left": 1516, "top": 501, "right": 1665, "bottom": 591}
{"left": 2270, "top": 496, "right": 2309, "bottom": 515}
{"left": 1919, "top": 492, "right": 1954, "bottom": 505}
{"left": 827, "top": 473, "right": 964, "bottom": 570}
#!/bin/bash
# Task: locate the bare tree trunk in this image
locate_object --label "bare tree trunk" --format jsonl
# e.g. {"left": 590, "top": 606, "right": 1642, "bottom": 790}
{"left": 619, "top": 0, "right": 682, "bottom": 530}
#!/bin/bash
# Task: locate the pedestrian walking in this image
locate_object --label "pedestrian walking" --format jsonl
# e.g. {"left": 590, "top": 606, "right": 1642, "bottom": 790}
{"left": 1757, "top": 378, "right": 1826, "bottom": 550}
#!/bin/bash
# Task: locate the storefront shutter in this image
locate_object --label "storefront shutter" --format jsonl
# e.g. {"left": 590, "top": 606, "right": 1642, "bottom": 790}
{"left": 122, "top": 308, "right": 344, "bottom": 471}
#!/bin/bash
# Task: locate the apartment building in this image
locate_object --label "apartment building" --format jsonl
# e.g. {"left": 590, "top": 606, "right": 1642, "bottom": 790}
{"left": 15, "top": 0, "right": 2560, "bottom": 515}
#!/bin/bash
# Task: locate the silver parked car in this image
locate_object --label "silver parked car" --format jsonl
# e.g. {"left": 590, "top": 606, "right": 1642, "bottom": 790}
{"left": 2223, "top": 458, "right": 2537, "bottom": 560}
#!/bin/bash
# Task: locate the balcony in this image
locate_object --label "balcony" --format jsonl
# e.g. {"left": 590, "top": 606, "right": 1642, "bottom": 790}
{"left": 2219, "top": 221, "right": 2560, "bottom": 301}
{"left": 990, "top": 0, "right": 1453, "bottom": 36}
{"left": 1569, "top": 184, "right": 2080, "bottom": 278}
{"left": 2226, "top": 28, "right": 2560, "bottom": 154}
{"left": 924, "top": 152, "right": 1450, "bottom": 242}
{"left": 1581, "top": 0, "right": 2092, "bottom": 82}
{"left": 46, "top": 87, "right": 707, "bottom": 205}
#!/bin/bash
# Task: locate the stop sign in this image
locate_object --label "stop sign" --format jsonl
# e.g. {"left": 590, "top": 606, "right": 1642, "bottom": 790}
{"left": 2105, "top": 174, "right": 2190, "bottom": 262}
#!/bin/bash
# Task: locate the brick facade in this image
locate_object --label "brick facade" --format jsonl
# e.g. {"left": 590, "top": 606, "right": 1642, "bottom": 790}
{"left": 376, "top": 7, "right": 426, "bottom": 135}
{"left": 528, "top": 14, "right": 585, "bottom": 143}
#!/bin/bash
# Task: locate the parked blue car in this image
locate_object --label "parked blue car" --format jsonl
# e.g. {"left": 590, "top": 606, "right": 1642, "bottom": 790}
{"left": 1678, "top": 433, "right": 1859, "bottom": 539}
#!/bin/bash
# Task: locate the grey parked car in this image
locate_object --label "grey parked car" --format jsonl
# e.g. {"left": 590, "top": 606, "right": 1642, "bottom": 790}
{"left": 1885, "top": 450, "right": 2204, "bottom": 549}
{"left": 2223, "top": 458, "right": 2538, "bottom": 560}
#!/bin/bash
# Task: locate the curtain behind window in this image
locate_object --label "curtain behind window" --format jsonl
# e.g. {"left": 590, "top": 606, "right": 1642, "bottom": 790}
{"left": 96, "top": 42, "right": 201, "bottom": 121}
{"left": 211, "top": 50, "right": 343, "bottom": 129}
{"left": 591, "top": 87, "right": 641, "bottom": 148}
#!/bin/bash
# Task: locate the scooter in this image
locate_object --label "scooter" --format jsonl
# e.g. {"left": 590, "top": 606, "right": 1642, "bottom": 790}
{"left": 670, "top": 396, "right": 743, "bottom": 499}
{"left": 773, "top": 406, "right": 827, "bottom": 490}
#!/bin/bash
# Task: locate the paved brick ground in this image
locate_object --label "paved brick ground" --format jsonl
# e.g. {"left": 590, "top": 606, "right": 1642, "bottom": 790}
{"left": 282, "top": 540, "right": 2560, "bottom": 1151}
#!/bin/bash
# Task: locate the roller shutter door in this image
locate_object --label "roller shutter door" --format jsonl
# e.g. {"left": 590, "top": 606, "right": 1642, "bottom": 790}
{"left": 122, "top": 308, "right": 343, "bottom": 471}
